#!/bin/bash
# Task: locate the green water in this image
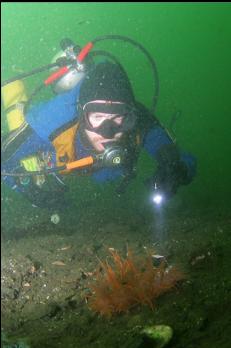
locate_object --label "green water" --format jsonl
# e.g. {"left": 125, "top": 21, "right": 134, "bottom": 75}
{"left": 1, "top": 3, "right": 231, "bottom": 346}
{"left": 2, "top": 2, "right": 231, "bottom": 213}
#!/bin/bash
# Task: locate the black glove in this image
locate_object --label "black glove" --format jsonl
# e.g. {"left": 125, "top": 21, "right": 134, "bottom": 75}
{"left": 149, "top": 144, "right": 189, "bottom": 199}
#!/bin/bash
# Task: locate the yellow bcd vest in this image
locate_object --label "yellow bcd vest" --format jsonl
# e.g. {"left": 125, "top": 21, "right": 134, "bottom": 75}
{"left": 52, "top": 122, "right": 79, "bottom": 174}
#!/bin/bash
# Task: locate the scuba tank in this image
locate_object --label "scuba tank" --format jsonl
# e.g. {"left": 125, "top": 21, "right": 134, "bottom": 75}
{"left": 2, "top": 80, "right": 28, "bottom": 131}
{"left": 1, "top": 80, "right": 46, "bottom": 185}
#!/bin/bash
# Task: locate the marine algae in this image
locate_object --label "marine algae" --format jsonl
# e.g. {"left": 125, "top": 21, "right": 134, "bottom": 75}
{"left": 88, "top": 248, "right": 184, "bottom": 317}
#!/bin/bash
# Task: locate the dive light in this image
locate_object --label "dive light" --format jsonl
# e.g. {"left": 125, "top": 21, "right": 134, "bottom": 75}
{"left": 151, "top": 182, "right": 165, "bottom": 206}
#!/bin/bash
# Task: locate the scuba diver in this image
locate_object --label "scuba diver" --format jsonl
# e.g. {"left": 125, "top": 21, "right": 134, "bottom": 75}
{"left": 1, "top": 35, "right": 196, "bottom": 212}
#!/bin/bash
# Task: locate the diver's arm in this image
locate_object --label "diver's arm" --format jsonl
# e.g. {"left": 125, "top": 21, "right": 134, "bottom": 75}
{"left": 135, "top": 101, "right": 196, "bottom": 185}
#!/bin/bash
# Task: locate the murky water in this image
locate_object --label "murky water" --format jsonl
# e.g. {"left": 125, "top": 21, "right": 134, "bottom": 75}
{"left": 1, "top": 3, "right": 231, "bottom": 348}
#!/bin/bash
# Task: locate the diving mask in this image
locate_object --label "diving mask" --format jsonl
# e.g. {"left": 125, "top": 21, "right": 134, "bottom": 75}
{"left": 82, "top": 100, "right": 137, "bottom": 138}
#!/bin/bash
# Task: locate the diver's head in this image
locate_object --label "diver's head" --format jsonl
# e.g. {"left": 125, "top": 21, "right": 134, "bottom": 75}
{"left": 78, "top": 61, "right": 137, "bottom": 152}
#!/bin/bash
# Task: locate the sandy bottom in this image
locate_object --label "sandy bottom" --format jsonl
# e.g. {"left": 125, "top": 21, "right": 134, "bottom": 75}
{"left": 1, "top": 208, "right": 231, "bottom": 348}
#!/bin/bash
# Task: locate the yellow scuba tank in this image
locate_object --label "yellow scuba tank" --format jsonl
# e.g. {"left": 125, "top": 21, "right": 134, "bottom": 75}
{"left": 1, "top": 80, "right": 28, "bottom": 131}
{"left": 2, "top": 80, "right": 45, "bottom": 185}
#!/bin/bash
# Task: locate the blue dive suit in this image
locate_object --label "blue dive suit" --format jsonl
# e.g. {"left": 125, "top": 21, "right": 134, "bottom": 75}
{"left": 1, "top": 83, "right": 196, "bottom": 209}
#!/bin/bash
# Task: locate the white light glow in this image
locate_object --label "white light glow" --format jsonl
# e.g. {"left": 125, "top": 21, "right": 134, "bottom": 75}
{"left": 153, "top": 194, "right": 163, "bottom": 205}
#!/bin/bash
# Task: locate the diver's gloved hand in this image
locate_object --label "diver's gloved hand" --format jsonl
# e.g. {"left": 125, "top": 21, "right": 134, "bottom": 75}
{"left": 155, "top": 161, "right": 189, "bottom": 196}
{"left": 156, "top": 143, "right": 189, "bottom": 184}
{"left": 146, "top": 144, "right": 189, "bottom": 199}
